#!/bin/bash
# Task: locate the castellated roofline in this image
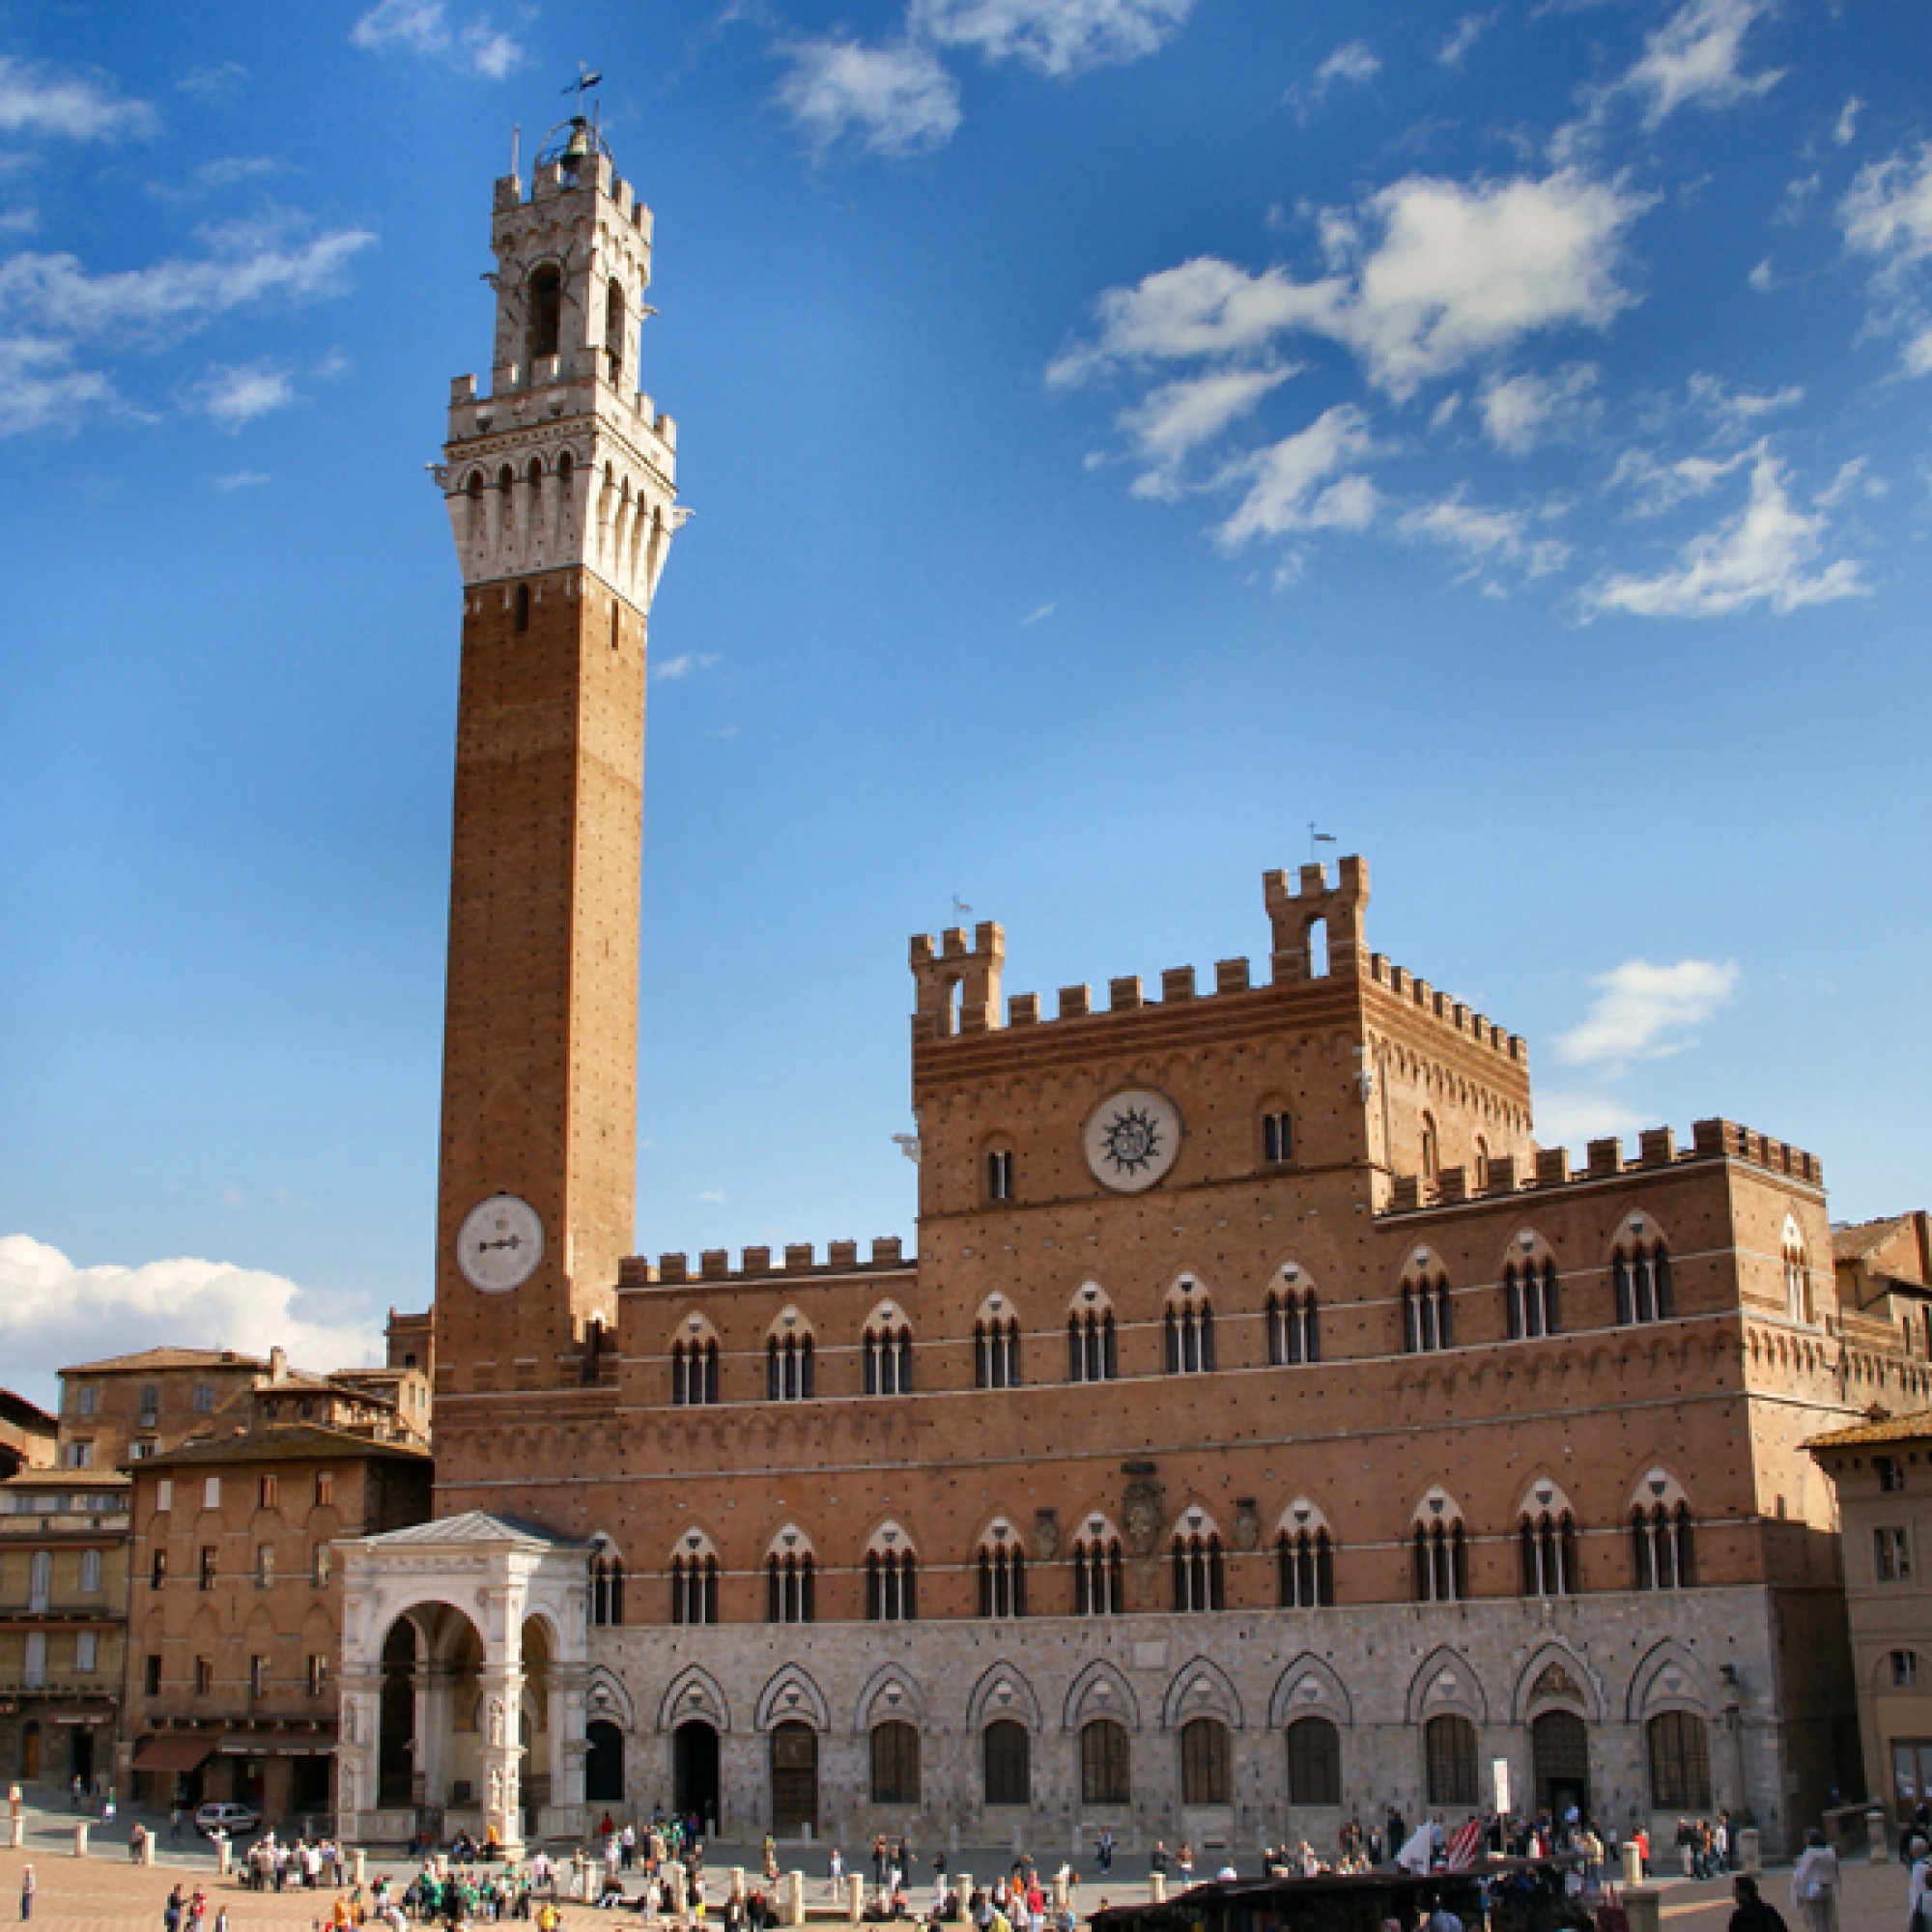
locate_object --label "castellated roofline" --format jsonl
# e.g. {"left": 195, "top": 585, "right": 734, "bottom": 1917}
{"left": 1384, "top": 1115, "right": 1825, "bottom": 1216}
{"left": 617, "top": 1236, "right": 913, "bottom": 1292}
{"left": 908, "top": 857, "right": 1526, "bottom": 1068}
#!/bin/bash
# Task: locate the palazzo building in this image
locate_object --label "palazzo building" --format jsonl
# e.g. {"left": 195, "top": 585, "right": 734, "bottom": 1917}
{"left": 336, "top": 122, "right": 1919, "bottom": 1859}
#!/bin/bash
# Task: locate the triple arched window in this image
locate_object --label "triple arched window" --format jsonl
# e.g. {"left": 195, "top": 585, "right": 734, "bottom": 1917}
{"left": 1413, "top": 1500, "right": 1467, "bottom": 1603}
{"left": 1633, "top": 1499, "right": 1696, "bottom": 1589}
{"left": 1172, "top": 1519, "right": 1226, "bottom": 1612}
{"left": 1072, "top": 1519, "right": 1124, "bottom": 1616}
{"left": 867, "top": 1538, "right": 918, "bottom": 1622}
{"left": 589, "top": 1548, "right": 625, "bottom": 1627}
{"left": 767, "top": 1325, "right": 814, "bottom": 1402}
{"left": 1504, "top": 1257, "right": 1560, "bottom": 1339}
{"left": 1278, "top": 1522, "right": 1335, "bottom": 1607}
{"left": 1165, "top": 1282, "right": 1215, "bottom": 1375}
{"left": 1267, "top": 1282, "right": 1321, "bottom": 1364}
{"left": 670, "top": 1330, "right": 719, "bottom": 1406}
{"left": 766, "top": 1538, "right": 815, "bottom": 1624}
{"left": 1519, "top": 1500, "right": 1579, "bottom": 1597}
{"left": 976, "top": 1306, "right": 1021, "bottom": 1389}
{"left": 1613, "top": 1236, "right": 1674, "bottom": 1325}
{"left": 1783, "top": 1220, "right": 1814, "bottom": 1324}
{"left": 864, "top": 1317, "right": 914, "bottom": 1396}
{"left": 978, "top": 1523, "right": 1026, "bottom": 1618}
{"left": 1067, "top": 1293, "right": 1118, "bottom": 1383}
{"left": 1404, "top": 1270, "right": 1453, "bottom": 1352}
{"left": 669, "top": 1545, "right": 718, "bottom": 1625}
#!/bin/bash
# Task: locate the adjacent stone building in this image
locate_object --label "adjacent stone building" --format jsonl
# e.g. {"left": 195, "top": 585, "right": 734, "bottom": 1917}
{"left": 334, "top": 123, "right": 1914, "bottom": 1861}
{"left": 0, "top": 1393, "right": 56, "bottom": 1482}
{"left": 1807, "top": 1413, "right": 1932, "bottom": 1827}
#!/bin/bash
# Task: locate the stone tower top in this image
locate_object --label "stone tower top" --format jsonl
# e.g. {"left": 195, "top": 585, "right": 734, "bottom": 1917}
{"left": 438, "top": 117, "right": 683, "bottom": 608}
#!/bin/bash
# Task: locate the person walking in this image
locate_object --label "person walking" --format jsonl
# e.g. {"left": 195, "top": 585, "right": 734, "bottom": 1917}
{"left": 1730, "top": 1875, "right": 1788, "bottom": 1932}
{"left": 17, "top": 1867, "right": 33, "bottom": 1923}
{"left": 1790, "top": 1830, "right": 1840, "bottom": 1932}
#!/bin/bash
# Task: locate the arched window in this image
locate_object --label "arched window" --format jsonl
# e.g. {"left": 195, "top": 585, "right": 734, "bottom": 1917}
{"left": 765, "top": 1531, "right": 814, "bottom": 1625}
{"left": 1081, "top": 1719, "right": 1130, "bottom": 1804}
{"left": 870, "top": 1720, "right": 920, "bottom": 1805}
{"left": 977, "top": 1522, "right": 1027, "bottom": 1618}
{"left": 1267, "top": 1271, "right": 1320, "bottom": 1364}
{"left": 864, "top": 1307, "right": 914, "bottom": 1396}
{"left": 1402, "top": 1256, "right": 1453, "bottom": 1353}
{"left": 865, "top": 1527, "right": 917, "bottom": 1622}
{"left": 1165, "top": 1280, "right": 1216, "bottom": 1375}
{"left": 1518, "top": 1487, "right": 1579, "bottom": 1598}
{"left": 1425, "top": 1714, "right": 1479, "bottom": 1806}
{"left": 1171, "top": 1515, "right": 1225, "bottom": 1612}
{"left": 985, "top": 1147, "right": 1015, "bottom": 1204}
{"left": 1277, "top": 1514, "right": 1334, "bottom": 1609}
{"left": 1647, "top": 1711, "right": 1712, "bottom": 1809}
{"left": 1067, "top": 1289, "right": 1117, "bottom": 1383}
{"left": 1420, "top": 1112, "right": 1439, "bottom": 1179}
{"left": 1473, "top": 1136, "right": 1491, "bottom": 1189}
{"left": 766, "top": 1321, "right": 814, "bottom": 1402}
{"left": 1632, "top": 1500, "right": 1696, "bottom": 1590}
{"left": 1784, "top": 1220, "right": 1814, "bottom": 1324}
{"left": 513, "top": 581, "right": 530, "bottom": 633}
{"left": 1262, "top": 1111, "right": 1293, "bottom": 1166}
{"left": 1613, "top": 1228, "right": 1674, "bottom": 1325}
{"left": 982, "top": 1720, "right": 1030, "bottom": 1806}
{"left": 1504, "top": 1254, "right": 1560, "bottom": 1340}
{"left": 589, "top": 1548, "right": 625, "bottom": 1627}
{"left": 976, "top": 1298, "right": 1021, "bottom": 1389}
{"left": 1073, "top": 1516, "right": 1125, "bottom": 1616}
{"left": 1287, "top": 1717, "right": 1342, "bottom": 1806}
{"left": 1412, "top": 1496, "right": 1467, "bottom": 1604}
{"left": 605, "top": 278, "right": 627, "bottom": 384}
{"left": 1179, "top": 1718, "right": 1231, "bottom": 1805}
{"left": 669, "top": 1534, "right": 719, "bottom": 1625}
{"left": 670, "top": 1322, "right": 720, "bottom": 1406}
{"left": 526, "top": 263, "right": 562, "bottom": 363}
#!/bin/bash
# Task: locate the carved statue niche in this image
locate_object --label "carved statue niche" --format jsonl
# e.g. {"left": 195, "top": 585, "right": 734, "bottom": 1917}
{"left": 489, "top": 1696, "right": 507, "bottom": 1747}
{"left": 1122, "top": 1476, "right": 1165, "bottom": 1557}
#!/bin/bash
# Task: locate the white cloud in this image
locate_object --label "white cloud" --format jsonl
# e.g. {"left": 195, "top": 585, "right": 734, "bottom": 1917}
{"left": 1589, "top": 446, "right": 1865, "bottom": 618}
{"left": 0, "top": 225, "right": 377, "bottom": 342}
{"left": 192, "top": 362, "right": 296, "bottom": 430}
{"left": 1292, "top": 40, "right": 1380, "bottom": 113}
{"left": 1747, "top": 256, "right": 1774, "bottom": 293}
{"left": 1020, "top": 600, "right": 1057, "bottom": 625}
{"left": 1123, "top": 364, "right": 1292, "bottom": 495}
{"left": 1833, "top": 95, "right": 1863, "bottom": 148}
{"left": 1438, "top": 12, "right": 1498, "bottom": 70}
{"left": 0, "top": 337, "right": 112, "bottom": 438}
{"left": 0, "top": 1234, "right": 382, "bottom": 1406}
{"left": 1620, "top": 0, "right": 1781, "bottom": 128}
{"left": 1554, "top": 957, "right": 1740, "bottom": 1064}
{"left": 696, "top": 1189, "right": 727, "bottom": 1206}
{"left": 1532, "top": 1090, "right": 1646, "bottom": 1149}
{"left": 1608, "top": 443, "right": 1750, "bottom": 515}
{"left": 1843, "top": 143, "right": 1932, "bottom": 270}
{"left": 651, "top": 651, "right": 720, "bottom": 682}
{"left": 350, "top": 0, "right": 524, "bottom": 79}
{"left": 779, "top": 39, "right": 962, "bottom": 156}
{"left": 1684, "top": 370, "right": 1803, "bottom": 439}
{"left": 1905, "top": 327, "right": 1932, "bottom": 377}
{"left": 1218, "top": 406, "right": 1378, "bottom": 544}
{"left": 1478, "top": 361, "right": 1599, "bottom": 453}
{"left": 0, "top": 57, "right": 155, "bottom": 143}
{"left": 910, "top": 0, "right": 1193, "bottom": 75}
{"left": 1053, "top": 169, "right": 1644, "bottom": 400}
{"left": 213, "top": 469, "right": 270, "bottom": 491}
{"left": 177, "top": 63, "right": 249, "bottom": 104}
{"left": 1400, "top": 492, "right": 1570, "bottom": 575}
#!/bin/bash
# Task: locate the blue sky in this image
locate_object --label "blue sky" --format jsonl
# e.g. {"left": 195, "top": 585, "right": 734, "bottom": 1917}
{"left": 1, "top": 0, "right": 1928, "bottom": 1402}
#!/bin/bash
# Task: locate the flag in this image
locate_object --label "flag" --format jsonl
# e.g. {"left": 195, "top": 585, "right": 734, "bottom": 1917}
{"left": 1443, "top": 1820, "right": 1484, "bottom": 1871}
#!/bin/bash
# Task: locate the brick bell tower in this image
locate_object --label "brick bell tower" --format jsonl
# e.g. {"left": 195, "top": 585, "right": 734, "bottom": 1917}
{"left": 432, "top": 117, "right": 682, "bottom": 1398}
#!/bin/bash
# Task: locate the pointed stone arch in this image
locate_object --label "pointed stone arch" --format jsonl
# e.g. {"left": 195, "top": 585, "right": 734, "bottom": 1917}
{"left": 756, "top": 1662, "right": 831, "bottom": 1734}
{"left": 853, "top": 1662, "right": 925, "bottom": 1734}
{"left": 964, "top": 1662, "right": 1042, "bottom": 1735}
{"left": 585, "top": 1665, "right": 635, "bottom": 1731}
{"left": 1063, "top": 1659, "right": 1141, "bottom": 1734}
{"left": 1627, "top": 1639, "right": 1712, "bottom": 1720}
{"left": 1512, "top": 1641, "right": 1603, "bottom": 1723}
{"left": 1405, "top": 1645, "right": 1487, "bottom": 1725}
{"left": 657, "top": 1663, "right": 731, "bottom": 1735}
{"left": 1268, "top": 1652, "right": 1352, "bottom": 1728}
{"left": 1163, "top": 1655, "right": 1244, "bottom": 1731}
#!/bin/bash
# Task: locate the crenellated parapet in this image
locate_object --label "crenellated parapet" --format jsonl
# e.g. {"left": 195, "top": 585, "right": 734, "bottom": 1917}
{"left": 1264, "top": 854, "right": 1370, "bottom": 981}
{"left": 618, "top": 1236, "right": 910, "bottom": 1289}
{"left": 909, "top": 922, "right": 1005, "bottom": 1039}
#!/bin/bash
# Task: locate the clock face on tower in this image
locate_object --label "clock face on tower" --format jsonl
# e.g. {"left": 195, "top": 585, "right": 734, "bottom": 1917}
{"left": 1083, "top": 1088, "right": 1182, "bottom": 1193}
{"left": 456, "top": 1194, "right": 545, "bottom": 1293}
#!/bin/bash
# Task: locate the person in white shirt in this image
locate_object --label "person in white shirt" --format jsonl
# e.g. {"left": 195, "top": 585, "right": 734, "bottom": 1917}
{"left": 1790, "top": 1830, "right": 1839, "bottom": 1932}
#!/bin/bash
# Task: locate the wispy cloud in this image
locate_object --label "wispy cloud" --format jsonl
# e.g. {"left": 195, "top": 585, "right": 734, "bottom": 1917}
{"left": 0, "top": 337, "right": 113, "bottom": 438}
{"left": 1290, "top": 41, "right": 1380, "bottom": 117}
{"left": 1554, "top": 958, "right": 1740, "bottom": 1065}
{"left": 1438, "top": 12, "right": 1498, "bottom": 70}
{"left": 1400, "top": 492, "right": 1570, "bottom": 577}
{"left": 1218, "top": 406, "right": 1378, "bottom": 545}
{"left": 1533, "top": 1090, "right": 1647, "bottom": 1149}
{"left": 190, "top": 362, "right": 296, "bottom": 430}
{"left": 1020, "top": 600, "right": 1057, "bottom": 626}
{"left": 696, "top": 1188, "right": 727, "bottom": 1206}
{"left": 1478, "top": 361, "right": 1600, "bottom": 453}
{"left": 1589, "top": 445, "right": 1865, "bottom": 617}
{"left": 1842, "top": 142, "right": 1932, "bottom": 373}
{"left": 778, "top": 39, "right": 961, "bottom": 157}
{"left": 0, "top": 1233, "right": 381, "bottom": 1407}
{"left": 350, "top": 0, "right": 524, "bottom": 80}
{"left": 909, "top": 0, "right": 1194, "bottom": 76}
{"left": 0, "top": 56, "right": 156, "bottom": 143}
{"left": 1123, "top": 364, "right": 1293, "bottom": 496}
{"left": 213, "top": 469, "right": 270, "bottom": 491}
{"left": 652, "top": 651, "right": 721, "bottom": 682}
